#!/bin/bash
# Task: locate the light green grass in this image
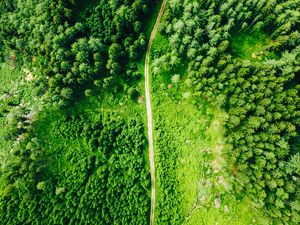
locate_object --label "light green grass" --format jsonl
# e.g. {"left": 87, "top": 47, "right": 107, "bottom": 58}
{"left": 151, "top": 32, "right": 169, "bottom": 53}
{"left": 231, "top": 30, "right": 277, "bottom": 61}
{"left": 185, "top": 198, "right": 268, "bottom": 225}
{"left": 0, "top": 64, "right": 21, "bottom": 93}
{"left": 153, "top": 90, "right": 222, "bottom": 214}
{"left": 0, "top": 64, "right": 23, "bottom": 188}
{"left": 151, "top": 66, "right": 228, "bottom": 222}
{"left": 0, "top": 64, "right": 21, "bottom": 149}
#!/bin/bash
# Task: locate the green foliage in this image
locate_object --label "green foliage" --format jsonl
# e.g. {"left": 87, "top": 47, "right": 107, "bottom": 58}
{"left": 1, "top": 0, "right": 299, "bottom": 224}
{"left": 150, "top": 29, "right": 270, "bottom": 223}
{"left": 0, "top": 112, "right": 150, "bottom": 224}
{"left": 0, "top": 0, "right": 153, "bottom": 106}
{"left": 155, "top": 0, "right": 300, "bottom": 223}
{"left": 0, "top": 1, "right": 160, "bottom": 221}
{"left": 230, "top": 31, "right": 276, "bottom": 61}
{"left": 0, "top": 64, "right": 20, "bottom": 93}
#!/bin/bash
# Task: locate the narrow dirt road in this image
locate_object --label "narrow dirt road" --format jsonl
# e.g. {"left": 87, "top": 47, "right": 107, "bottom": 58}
{"left": 144, "top": 1, "right": 167, "bottom": 225}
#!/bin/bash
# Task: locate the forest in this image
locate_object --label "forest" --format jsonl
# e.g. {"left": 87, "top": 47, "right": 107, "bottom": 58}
{"left": 0, "top": 113, "right": 150, "bottom": 224}
{"left": 0, "top": 0, "right": 299, "bottom": 224}
{"left": 0, "top": 0, "right": 150, "bottom": 106}
{"left": 0, "top": 0, "right": 152, "bottom": 224}
{"left": 151, "top": 0, "right": 300, "bottom": 224}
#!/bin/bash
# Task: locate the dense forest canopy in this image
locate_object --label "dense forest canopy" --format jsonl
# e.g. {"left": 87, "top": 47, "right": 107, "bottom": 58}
{"left": 0, "top": 0, "right": 151, "bottom": 106}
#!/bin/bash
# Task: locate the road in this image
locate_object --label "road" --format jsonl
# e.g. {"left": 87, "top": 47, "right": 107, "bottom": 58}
{"left": 144, "top": 1, "right": 167, "bottom": 225}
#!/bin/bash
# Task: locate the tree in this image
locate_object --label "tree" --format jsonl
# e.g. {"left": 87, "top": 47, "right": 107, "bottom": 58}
{"left": 171, "top": 74, "right": 180, "bottom": 86}
{"left": 61, "top": 87, "right": 73, "bottom": 99}
{"left": 85, "top": 89, "right": 92, "bottom": 97}
{"left": 108, "top": 43, "right": 124, "bottom": 61}
{"left": 286, "top": 153, "right": 300, "bottom": 175}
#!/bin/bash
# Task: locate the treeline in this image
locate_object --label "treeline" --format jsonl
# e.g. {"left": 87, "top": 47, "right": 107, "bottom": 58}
{"left": 0, "top": 0, "right": 151, "bottom": 106}
{"left": 0, "top": 113, "right": 150, "bottom": 224}
{"left": 155, "top": 0, "right": 300, "bottom": 223}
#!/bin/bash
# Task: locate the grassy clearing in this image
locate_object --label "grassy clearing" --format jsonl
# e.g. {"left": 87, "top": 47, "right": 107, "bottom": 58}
{"left": 185, "top": 198, "right": 268, "bottom": 225}
{"left": 0, "top": 64, "right": 22, "bottom": 188}
{"left": 230, "top": 30, "right": 277, "bottom": 61}
{"left": 151, "top": 28, "right": 270, "bottom": 224}
{"left": 0, "top": 64, "right": 21, "bottom": 150}
{"left": 151, "top": 64, "right": 230, "bottom": 223}
{"left": 0, "top": 64, "right": 21, "bottom": 93}
{"left": 153, "top": 89, "right": 220, "bottom": 213}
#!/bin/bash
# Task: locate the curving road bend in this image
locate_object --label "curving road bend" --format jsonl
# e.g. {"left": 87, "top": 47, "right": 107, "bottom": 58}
{"left": 144, "top": 0, "right": 167, "bottom": 225}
